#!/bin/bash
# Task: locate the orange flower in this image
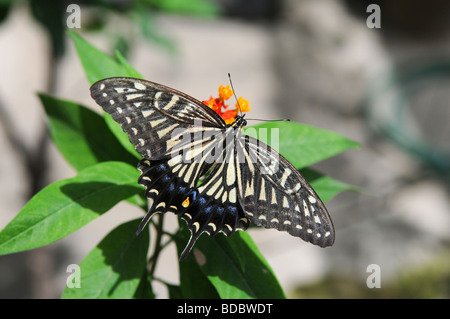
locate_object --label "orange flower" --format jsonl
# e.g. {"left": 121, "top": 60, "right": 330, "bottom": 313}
{"left": 236, "top": 97, "right": 250, "bottom": 112}
{"left": 221, "top": 109, "right": 238, "bottom": 125}
{"left": 202, "top": 84, "right": 250, "bottom": 125}
{"left": 203, "top": 96, "right": 220, "bottom": 113}
{"left": 219, "top": 84, "right": 234, "bottom": 100}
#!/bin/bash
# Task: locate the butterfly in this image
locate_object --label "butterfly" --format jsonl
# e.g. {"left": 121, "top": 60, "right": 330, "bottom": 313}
{"left": 90, "top": 77, "right": 335, "bottom": 260}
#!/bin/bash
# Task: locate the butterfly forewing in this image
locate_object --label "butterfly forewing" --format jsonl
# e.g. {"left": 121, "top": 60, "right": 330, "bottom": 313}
{"left": 90, "top": 77, "right": 335, "bottom": 260}
{"left": 236, "top": 135, "right": 335, "bottom": 247}
{"left": 90, "top": 77, "right": 225, "bottom": 160}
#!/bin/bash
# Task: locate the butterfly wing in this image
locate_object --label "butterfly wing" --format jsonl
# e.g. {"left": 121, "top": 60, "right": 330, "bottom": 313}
{"left": 90, "top": 77, "right": 226, "bottom": 160}
{"left": 175, "top": 128, "right": 250, "bottom": 260}
{"left": 90, "top": 78, "right": 232, "bottom": 254}
{"left": 236, "top": 135, "right": 335, "bottom": 247}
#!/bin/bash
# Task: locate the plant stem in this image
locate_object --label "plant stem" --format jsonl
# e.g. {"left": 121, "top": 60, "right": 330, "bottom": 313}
{"left": 149, "top": 213, "right": 165, "bottom": 278}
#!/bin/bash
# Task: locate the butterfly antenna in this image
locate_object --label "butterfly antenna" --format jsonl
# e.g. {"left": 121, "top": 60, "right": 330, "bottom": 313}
{"left": 228, "top": 73, "right": 242, "bottom": 116}
{"left": 228, "top": 74, "right": 290, "bottom": 122}
{"left": 246, "top": 118, "right": 291, "bottom": 122}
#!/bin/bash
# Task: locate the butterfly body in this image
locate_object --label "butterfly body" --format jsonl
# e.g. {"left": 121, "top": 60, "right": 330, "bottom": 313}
{"left": 90, "top": 77, "right": 334, "bottom": 260}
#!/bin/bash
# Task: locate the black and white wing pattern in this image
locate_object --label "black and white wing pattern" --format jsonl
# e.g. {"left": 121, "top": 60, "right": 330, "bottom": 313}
{"left": 235, "top": 135, "right": 334, "bottom": 247}
{"left": 90, "top": 77, "right": 335, "bottom": 260}
{"left": 90, "top": 77, "right": 248, "bottom": 259}
{"left": 90, "top": 77, "right": 225, "bottom": 160}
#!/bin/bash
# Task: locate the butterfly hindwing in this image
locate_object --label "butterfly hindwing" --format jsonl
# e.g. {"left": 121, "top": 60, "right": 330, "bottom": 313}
{"left": 175, "top": 126, "right": 250, "bottom": 259}
{"left": 136, "top": 158, "right": 194, "bottom": 234}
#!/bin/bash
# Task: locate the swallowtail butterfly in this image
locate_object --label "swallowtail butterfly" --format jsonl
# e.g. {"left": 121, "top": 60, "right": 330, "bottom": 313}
{"left": 90, "top": 77, "right": 335, "bottom": 260}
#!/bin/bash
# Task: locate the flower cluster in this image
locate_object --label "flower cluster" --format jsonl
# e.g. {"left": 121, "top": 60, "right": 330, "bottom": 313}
{"left": 202, "top": 84, "right": 250, "bottom": 125}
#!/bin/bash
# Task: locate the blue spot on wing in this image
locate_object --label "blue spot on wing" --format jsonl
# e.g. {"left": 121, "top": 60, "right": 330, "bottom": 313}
{"left": 199, "top": 197, "right": 207, "bottom": 206}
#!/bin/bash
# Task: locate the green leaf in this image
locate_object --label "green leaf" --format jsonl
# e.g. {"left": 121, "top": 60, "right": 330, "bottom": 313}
{"left": 40, "top": 93, "right": 139, "bottom": 171}
{"left": 132, "top": 8, "right": 177, "bottom": 55}
{"left": 175, "top": 225, "right": 220, "bottom": 299}
{"left": 0, "top": 162, "right": 142, "bottom": 255}
{"left": 198, "top": 232, "right": 285, "bottom": 299}
{"left": 166, "top": 283, "right": 185, "bottom": 299}
{"left": 69, "top": 31, "right": 143, "bottom": 158}
{"left": 176, "top": 223, "right": 285, "bottom": 299}
{"left": 30, "top": 0, "right": 65, "bottom": 58}
{"left": 62, "top": 219, "right": 150, "bottom": 299}
{"left": 68, "top": 30, "right": 143, "bottom": 84}
{"left": 40, "top": 94, "right": 144, "bottom": 208}
{"left": 301, "top": 168, "right": 359, "bottom": 203}
{"left": 0, "top": 2, "right": 11, "bottom": 24}
{"left": 114, "top": 50, "right": 144, "bottom": 79}
{"left": 244, "top": 121, "right": 360, "bottom": 169}
{"left": 133, "top": 273, "right": 155, "bottom": 299}
{"left": 142, "top": 0, "right": 220, "bottom": 16}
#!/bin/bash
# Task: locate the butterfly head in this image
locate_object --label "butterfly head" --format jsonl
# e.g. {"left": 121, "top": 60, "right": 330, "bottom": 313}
{"left": 232, "top": 114, "right": 247, "bottom": 129}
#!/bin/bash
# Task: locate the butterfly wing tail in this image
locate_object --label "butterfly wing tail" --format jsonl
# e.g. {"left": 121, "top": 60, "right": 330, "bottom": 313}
{"left": 136, "top": 211, "right": 157, "bottom": 236}
{"left": 179, "top": 230, "right": 201, "bottom": 261}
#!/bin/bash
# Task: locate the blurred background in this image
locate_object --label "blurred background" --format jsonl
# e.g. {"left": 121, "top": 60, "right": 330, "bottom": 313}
{"left": 0, "top": 0, "right": 449, "bottom": 298}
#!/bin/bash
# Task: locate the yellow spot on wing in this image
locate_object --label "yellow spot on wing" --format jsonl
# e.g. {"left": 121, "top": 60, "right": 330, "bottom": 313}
{"left": 182, "top": 197, "right": 190, "bottom": 208}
